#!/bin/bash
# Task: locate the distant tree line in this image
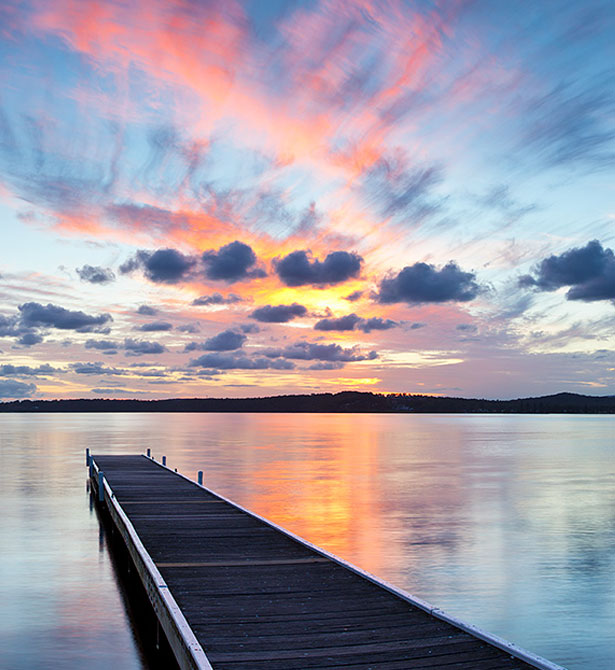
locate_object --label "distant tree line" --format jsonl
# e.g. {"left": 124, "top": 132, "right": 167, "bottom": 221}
{"left": 0, "top": 391, "right": 614, "bottom": 413}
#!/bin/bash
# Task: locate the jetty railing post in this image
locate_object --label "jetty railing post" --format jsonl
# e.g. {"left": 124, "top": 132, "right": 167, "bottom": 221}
{"left": 162, "top": 455, "right": 166, "bottom": 466}
{"left": 197, "top": 471, "right": 203, "bottom": 486}
{"left": 85, "top": 448, "right": 90, "bottom": 466}
{"left": 98, "top": 471, "right": 105, "bottom": 502}
{"left": 146, "top": 448, "right": 151, "bottom": 458}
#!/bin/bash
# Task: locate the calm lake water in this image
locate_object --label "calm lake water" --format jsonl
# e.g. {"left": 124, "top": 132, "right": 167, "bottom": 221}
{"left": 1, "top": 413, "right": 613, "bottom": 669}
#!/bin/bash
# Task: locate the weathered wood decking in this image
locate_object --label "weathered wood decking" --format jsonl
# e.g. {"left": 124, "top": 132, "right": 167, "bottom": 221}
{"left": 90, "top": 454, "right": 566, "bottom": 670}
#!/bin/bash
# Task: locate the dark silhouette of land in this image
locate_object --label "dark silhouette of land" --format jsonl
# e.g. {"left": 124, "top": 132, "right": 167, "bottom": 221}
{"left": 0, "top": 391, "right": 613, "bottom": 413}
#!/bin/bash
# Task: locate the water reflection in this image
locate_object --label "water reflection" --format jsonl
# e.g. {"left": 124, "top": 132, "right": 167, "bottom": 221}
{"left": 0, "top": 414, "right": 147, "bottom": 670}
{"left": 1, "top": 412, "right": 613, "bottom": 670}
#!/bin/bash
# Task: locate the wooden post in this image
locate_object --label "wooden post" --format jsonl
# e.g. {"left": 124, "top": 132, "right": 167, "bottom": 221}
{"left": 85, "top": 448, "right": 90, "bottom": 466}
{"left": 197, "top": 471, "right": 203, "bottom": 486}
{"left": 162, "top": 456, "right": 166, "bottom": 466}
{"left": 98, "top": 471, "right": 105, "bottom": 502}
{"left": 147, "top": 448, "right": 151, "bottom": 457}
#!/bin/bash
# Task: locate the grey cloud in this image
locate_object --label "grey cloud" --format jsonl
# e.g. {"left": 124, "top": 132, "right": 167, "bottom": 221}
{"left": 192, "top": 293, "right": 243, "bottom": 306}
{"left": 137, "top": 305, "right": 158, "bottom": 315}
{"left": 124, "top": 338, "right": 167, "bottom": 355}
{"left": 307, "top": 361, "right": 345, "bottom": 370}
{"left": 120, "top": 248, "right": 197, "bottom": 283}
{"left": 376, "top": 262, "right": 481, "bottom": 304}
{"left": 314, "top": 314, "right": 397, "bottom": 333}
{"left": 0, "top": 364, "right": 57, "bottom": 377}
{"left": 264, "top": 341, "right": 377, "bottom": 362}
{"left": 85, "top": 339, "right": 117, "bottom": 350}
{"left": 189, "top": 353, "right": 295, "bottom": 370}
{"left": 18, "top": 332, "right": 43, "bottom": 346}
{"left": 345, "top": 290, "right": 364, "bottom": 302}
{"left": 250, "top": 303, "right": 307, "bottom": 323}
{"left": 0, "top": 379, "right": 36, "bottom": 398}
{"left": 177, "top": 323, "right": 200, "bottom": 333}
{"left": 359, "top": 317, "right": 397, "bottom": 333}
{"left": 520, "top": 240, "right": 615, "bottom": 302}
{"left": 314, "top": 314, "right": 361, "bottom": 331}
{"left": 202, "top": 241, "right": 265, "bottom": 283}
{"left": 0, "top": 314, "right": 20, "bottom": 336}
{"left": 240, "top": 323, "right": 260, "bottom": 334}
{"left": 274, "top": 250, "right": 362, "bottom": 287}
{"left": 71, "top": 362, "right": 125, "bottom": 375}
{"left": 137, "top": 321, "right": 173, "bottom": 332}
{"left": 456, "top": 324, "right": 478, "bottom": 332}
{"left": 18, "top": 302, "right": 112, "bottom": 332}
{"left": 76, "top": 265, "right": 116, "bottom": 284}
{"left": 204, "top": 329, "right": 246, "bottom": 351}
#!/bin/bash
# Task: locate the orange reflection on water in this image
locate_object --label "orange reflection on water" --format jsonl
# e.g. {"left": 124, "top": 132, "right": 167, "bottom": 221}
{"left": 239, "top": 413, "right": 396, "bottom": 576}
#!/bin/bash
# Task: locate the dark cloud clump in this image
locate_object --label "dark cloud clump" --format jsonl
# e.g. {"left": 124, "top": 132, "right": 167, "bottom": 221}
{"left": 177, "top": 323, "right": 200, "bottom": 333}
{"left": 0, "top": 314, "right": 19, "bottom": 336}
{"left": 189, "top": 353, "right": 294, "bottom": 370}
{"left": 137, "top": 305, "right": 158, "bottom": 315}
{"left": 85, "top": 339, "right": 117, "bottom": 350}
{"left": 359, "top": 317, "right": 397, "bottom": 333}
{"left": 202, "top": 241, "right": 265, "bottom": 283}
{"left": 519, "top": 240, "right": 615, "bottom": 302}
{"left": 0, "top": 379, "right": 36, "bottom": 398}
{"left": 314, "top": 314, "right": 361, "bottom": 331}
{"left": 0, "top": 364, "right": 57, "bottom": 376}
{"left": 137, "top": 321, "right": 173, "bottom": 332}
{"left": 71, "top": 362, "right": 124, "bottom": 375}
{"left": 264, "top": 341, "right": 377, "bottom": 362}
{"left": 203, "top": 329, "right": 246, "bottom": 351}
{"left": 376, "top": 262, "right": 480, "bottom": 304}
{"left": 307, "top": 361, "right": 345, "bottom": 370}
{"left": 18, "top": 302, "right": 112, "bottom": 332}
{"left": 76, "top": 265, "right": 116, "bottom": 284}
{"left": 192, "top": 293, "right": 243, "bottom": 306}
{"left": 345, "top": 290, "right": 364, "bottom": 302}
{"left": 18, "top": 332, "right": 43, "bottom": 346}
{"left": 250, "top": 303, "right": 307, "bottom": 323}
{"left": 120, "top": 248, "right": 197, "bottom": 283}
{"left": 275, "top": 250, "right": 362, "bottom": 286}
{"left": 315, "top": 313, "right": 397, "bottom": 333}
{"left": 124, "top": 338, "right": 167, "bottom": 355}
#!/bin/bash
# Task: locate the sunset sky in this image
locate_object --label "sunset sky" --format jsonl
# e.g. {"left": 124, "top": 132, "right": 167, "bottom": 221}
{"left": 0, "top": 0, "right": 613, "bottom": 401}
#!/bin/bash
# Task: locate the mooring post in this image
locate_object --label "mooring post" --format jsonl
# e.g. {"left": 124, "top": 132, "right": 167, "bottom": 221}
{"left": 85, "top": 448, "right": 90, "bottom": 466}
{"left": 146, "top": 448, "right": 151, "bottom": 457}
{"left": 162, "top": 455, "right": 166, "bottom": 466}
{"left": 98, "top": 471, "right": 105, "bottom": 502}
{"left": 197, "top": 471, "right": 203, "bottom": 485}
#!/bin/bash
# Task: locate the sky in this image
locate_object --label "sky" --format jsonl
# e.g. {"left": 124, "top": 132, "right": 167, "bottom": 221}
{"left": 0, "top": 0, "right": 613, "bottom": 401}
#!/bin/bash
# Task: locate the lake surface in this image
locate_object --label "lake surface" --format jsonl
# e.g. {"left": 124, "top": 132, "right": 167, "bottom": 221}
{"left": 1, "top": 413, "right": 613, "bottom": 669}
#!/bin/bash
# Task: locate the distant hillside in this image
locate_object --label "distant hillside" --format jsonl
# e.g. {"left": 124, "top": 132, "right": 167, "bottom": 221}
{"left": 1, "top": 391, "right": 614, "bottom": 413}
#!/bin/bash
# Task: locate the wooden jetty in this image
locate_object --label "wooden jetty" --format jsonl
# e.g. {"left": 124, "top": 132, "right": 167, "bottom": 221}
{"left": 88, "top": 453, "right": 567, "bottom": 670}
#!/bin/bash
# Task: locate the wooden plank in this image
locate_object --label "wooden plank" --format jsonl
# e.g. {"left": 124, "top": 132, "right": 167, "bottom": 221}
{"left": 204, "top": 640, "right": 503, "bottom": 664}
{"left": 158, "top": 558, "right": 330, "bottom": 568}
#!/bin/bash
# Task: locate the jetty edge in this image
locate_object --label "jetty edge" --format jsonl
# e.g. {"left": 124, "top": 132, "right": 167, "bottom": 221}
{"left": 87, "top": 451, "right": 568, "bottom": 670}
